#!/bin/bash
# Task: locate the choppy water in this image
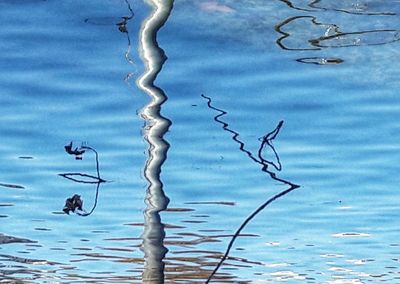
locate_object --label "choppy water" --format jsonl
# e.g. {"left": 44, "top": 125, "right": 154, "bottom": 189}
{"left": 1, "top": 0, "right": 400, "bottom": 283}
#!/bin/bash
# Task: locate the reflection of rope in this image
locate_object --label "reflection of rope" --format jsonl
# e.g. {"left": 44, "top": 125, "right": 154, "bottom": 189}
{"left": 275, "top": 16, "right": 338, "bottom": 51}
{"left": 59, "top": 173, "right": 105, "bottom": 184}
{"left": 76, "top": 182, "right": 101, "bottom": 217}
{"left": 202, "top": 94, "right": 300, "bottom": 283}
{"left": 276, "top": 15, "right": 400, "bottom": 52}
{"left": 81, "top": 146, "right": 102, "bottom": 181}
{"left": 61, "top": 144, "right": 106, "bottom": 217}
{"left": 118, "top": 0, "right": 135, "bottom": 68}
{"left": 206, "top": 185, "right": 299, "bottom": 283}
{"left": 201, "top": 94, "right": 260, "bottom": 165}
{"left": 258, "top": 120, "right": 283, "bottom": 171}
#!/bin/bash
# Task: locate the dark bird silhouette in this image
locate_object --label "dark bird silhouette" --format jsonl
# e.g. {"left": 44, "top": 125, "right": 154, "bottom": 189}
{"left": 64, "top": 141, "right": 85, "bottom": 159}
{"left": 63, "top": 194, "right": 83, "bottom": 214}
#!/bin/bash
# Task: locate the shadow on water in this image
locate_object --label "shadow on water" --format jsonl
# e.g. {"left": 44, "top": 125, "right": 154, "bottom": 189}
{"left": 201, "top": 95, "right": 300, "bottom": 283}
{"left": 136, "top": 0, "right": 173, "bottom": 282}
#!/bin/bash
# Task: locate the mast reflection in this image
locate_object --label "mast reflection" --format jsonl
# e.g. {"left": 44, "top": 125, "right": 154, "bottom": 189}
{"left": 137, "top": 0, "right": 174, "bottom": 282}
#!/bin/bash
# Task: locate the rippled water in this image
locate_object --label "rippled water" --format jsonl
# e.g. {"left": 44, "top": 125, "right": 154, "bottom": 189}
{"left": 1, "top": 0, "right": 400, "bottom": 283}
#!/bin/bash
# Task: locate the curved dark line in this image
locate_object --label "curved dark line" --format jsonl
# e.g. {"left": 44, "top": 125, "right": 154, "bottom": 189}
{"left": 81, "top": 146, "right": 103, "bottom": 181}
{"left": 76, "top": 182, "right": 101, "bottom": 217}
{"left": 258, "top": 120, "right": 283, "bottom": 171}
{"left": 124, "top": 0, "right": 134, "bottom": 19}
{"left": 202, "top": 95, "right": 300, "bottom": 282}
{"left": 309, "top": 29, "right": 400, "bottom": 48}
{"left": 275, "top": 15, "right": 399, "bottom": 51}
{"left": 205, "top": 184, "right": 299, "bottom": 283}
{"left": 275, "top": 16, "right": 322, "bottom": 51}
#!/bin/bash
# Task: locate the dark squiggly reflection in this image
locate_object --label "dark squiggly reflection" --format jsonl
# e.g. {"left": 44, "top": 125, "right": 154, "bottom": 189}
{"left": 137, "top": 0, "right": 174, "bottom": 282}
{"left": 275, "top": 3, "right": 400, "bottom": 64}
{"left": 201, "top": 95, "right": 300, "bottom": 283}
{"left": 118, "top": 0, "right": 136, "bottom": 82}
{"left": 275, "top": 16, "right": 400, "bottom": 51}
{"left": 275, "top": 16, "right": 335, "bottom": 51}
{"left": 310, "top": 29, "right": 400, "bottom": 48}
{"left": 59, "top": 142, "right": 106, "bottom": 217}
{"left": 83, "top": 0, "right": 136, "bottom": 81}
{"left": 278, "top": 0, "right": 398, "bottom": 15}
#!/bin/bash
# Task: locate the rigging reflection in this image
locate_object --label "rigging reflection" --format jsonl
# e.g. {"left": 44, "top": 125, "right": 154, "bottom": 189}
{"left": 276, "top": 15, "right": 400, "bottom": 50}
{"left": 275, "top": 2, "right": 400, "bottom": 64}
{"left": 201, "top": 95, "right": 300, "bottom": 283}
{"left": 137, "top": 0, "right": 174, "bottom": 282}
{"left": 59, "top": 142, "right": 106, "bottom": 217}
{"left": 83, "top": 0, "right": 136, "bottom": 81}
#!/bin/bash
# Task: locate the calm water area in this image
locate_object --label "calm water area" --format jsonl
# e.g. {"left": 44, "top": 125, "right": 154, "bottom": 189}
{"left": 1, "top": 0, "right": 400, "bottom": 283}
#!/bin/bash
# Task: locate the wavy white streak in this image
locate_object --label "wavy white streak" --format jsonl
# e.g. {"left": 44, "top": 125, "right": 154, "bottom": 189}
{"left": 137, "top": 0, "right": 173, "bottom": 210}
{"left": 137, "top": 0, "right": 173, "bottom": 282}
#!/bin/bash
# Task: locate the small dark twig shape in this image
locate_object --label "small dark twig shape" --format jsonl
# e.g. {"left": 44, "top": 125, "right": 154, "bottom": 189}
{"left": 63, "top": 194, "right": 83, "bottom": 214}
{"left": 64, "top": 141, "right": 85, "bottom": 159}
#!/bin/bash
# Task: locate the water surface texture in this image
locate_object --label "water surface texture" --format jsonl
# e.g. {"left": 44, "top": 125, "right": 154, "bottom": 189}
{"left": 1, "top": 0, "right": 400, "bottom": 283}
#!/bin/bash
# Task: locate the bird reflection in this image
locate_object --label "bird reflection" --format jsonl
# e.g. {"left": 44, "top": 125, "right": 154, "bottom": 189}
{"left": 201, "top": 94, "right": 300, "bottom": 283}
{"left": 59, "top": 142, "right": 106, "bottom": 217}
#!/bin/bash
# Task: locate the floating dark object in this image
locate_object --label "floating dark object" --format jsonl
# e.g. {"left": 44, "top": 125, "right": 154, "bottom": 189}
{"left": 0, "top": 182, "right": 25, "bottom": 189}
{"left": 64, "top": 141, "right": 85, "bottom": 159}
{"left": 117, "top": 17, "right": 129, "bottom": 33}
{"left": 296, "top": 57, "right": 344, "bottom": 65}
{"left": 63, "top": 194, "right": 83, "bottom": 214}
{"left": 0, "top": 233, "right": 36, "bottom": 245}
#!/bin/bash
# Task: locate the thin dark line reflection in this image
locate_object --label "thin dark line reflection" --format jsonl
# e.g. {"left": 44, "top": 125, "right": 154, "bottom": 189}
{"left": 275, "top": 16, "right": 400, "bottom": 53}
{"left": 201, "top": 94, "right": 300, "bottom": 283}
{"left": 59, "top": 142, "right": 106, "bottom": 217}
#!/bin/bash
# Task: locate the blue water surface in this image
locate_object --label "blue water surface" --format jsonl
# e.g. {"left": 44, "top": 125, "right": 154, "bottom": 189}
{"left": 1, "top": 0, "right": 400, "bottom": 283}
